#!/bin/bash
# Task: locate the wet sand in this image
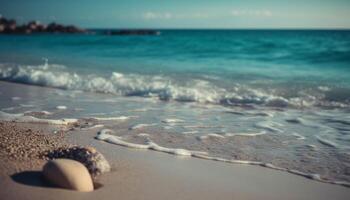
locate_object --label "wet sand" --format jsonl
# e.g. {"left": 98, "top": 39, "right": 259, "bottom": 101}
{"left": 0, "top": 121, "right": 349, "bottom": 200}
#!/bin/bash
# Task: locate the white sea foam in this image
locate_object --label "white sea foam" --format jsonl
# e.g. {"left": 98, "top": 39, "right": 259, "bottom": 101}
{"left": 292, "top": 132, "right": 305, "bottom": 140}
{"left": 129, "top": 123, "right": 156, "bottom": 130}
{"left": 24, "top": 110, "right": 52, "bottom": 115}
{"left": 0, "top": 111, "right": 77, "bottom": 125}
{"left": 163, "top": 126, "right": 173, "bottom": 130}
{"left": 182, "top": 130, "right": 198, "bottom": 134}
{"left": 81, "top": 124, "right": 104, "bottom": 130}
{"left": 255, "top": 121, "right": 283, "bottom": 133}
{"left": 96, "top": 130, "right": 207, "bottom": 156}
{"left": 56, "top": 105, "right": 67, "bottom": 110}
{"left": 305, "top": 144, "right": 318, "bottom": 150}
{"left": 1, "top": 64, "right": 346, "bottom": 108}
{"left": 87, "top": 112, "right": 107, "bottom": 116}
{"left": 225, "top": 131, "right": 266, "bottom": 137}
{"left": 91, "top": 116, "right": 133, "bottom": 121}
{"left": 197, "top": 133, "right": 226, "bottom": 140}
{"left": 184, "top": 125, "right": 224, "bottom": 129}
{"left": 96, "top": 130, "right": 156, "bottom": 150}
{"left": 95, "top": 130, "right": 350, "bottom": 187}
{"left": 316, "top": 136, "right": 338, "bottom": 148}
{"left": 318, "top": 86, "right": 330, "bottom": 92}
{"left": 162, "top": 118, "right": 184, "bottom": 123}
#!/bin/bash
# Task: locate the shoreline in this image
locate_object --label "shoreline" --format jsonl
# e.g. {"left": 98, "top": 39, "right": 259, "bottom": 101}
{"left": 2, "top": 106, "right": 350, "bottom": 188}
{"left": 1, "top": 100, "right": 350, "bottom": 187}
{"left": 0, "top": 80, "right": 350, "bottom": 185}
{"left": 0, "top": 121, "right": 350, "bottom": 200}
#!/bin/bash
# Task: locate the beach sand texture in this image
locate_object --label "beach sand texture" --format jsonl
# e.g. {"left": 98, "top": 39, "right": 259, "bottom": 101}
{"left": 0, "top": 120, "right": 350, "bottom": 200}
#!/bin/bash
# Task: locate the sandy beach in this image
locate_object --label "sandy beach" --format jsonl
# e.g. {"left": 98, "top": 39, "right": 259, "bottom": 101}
{"left": 0, "top": 119, "right": 349, "bottom": 200}
{"left": 1, "top": 13, "right": 350, "bottom": 199}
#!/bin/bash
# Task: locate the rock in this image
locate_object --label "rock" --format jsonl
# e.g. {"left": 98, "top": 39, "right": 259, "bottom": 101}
{"left": 0, "top": 18, "right": 16, "bottom": 33}
{"left": 45, "top": 146, "right": 111, "bottom": 178}
{"left": 0, "top": 16, "right": 87, "bottom": 34}
{"left": 47, "top": 23, "right": 86, "bottom": 34}
{"left": 43, "top": 159, "right": 94, "bottom": 192}
{"left": 27, "top": 21, "right": 41, "bottom": 31}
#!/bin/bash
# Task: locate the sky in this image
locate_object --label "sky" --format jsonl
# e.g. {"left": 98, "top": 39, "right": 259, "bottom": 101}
{"left": 0, "top": 0, "right": 350, "bottom": 29}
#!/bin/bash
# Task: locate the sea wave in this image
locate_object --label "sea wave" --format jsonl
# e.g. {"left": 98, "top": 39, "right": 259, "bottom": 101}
{"left": 0, "top": 63, "right": 348, "bottom": 108}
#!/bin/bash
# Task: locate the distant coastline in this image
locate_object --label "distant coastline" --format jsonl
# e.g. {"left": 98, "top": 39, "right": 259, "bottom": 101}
{"left": 0, "top": 16, "right": 160, "bottom": 36}
{"left": 0, "top": 16, "right": 86, "bottom": 34}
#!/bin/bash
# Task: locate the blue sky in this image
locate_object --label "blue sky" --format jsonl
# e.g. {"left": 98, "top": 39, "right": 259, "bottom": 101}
{"left": 0, "top": 0, "right": 349, "bottom": 28}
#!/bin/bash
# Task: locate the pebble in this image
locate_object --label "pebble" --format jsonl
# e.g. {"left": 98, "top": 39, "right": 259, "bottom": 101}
{"left": 45, "top": 146, "right": 111, "bottom": 178}
{"left": 43, "top": 159, "right": 94, "bottom": 192}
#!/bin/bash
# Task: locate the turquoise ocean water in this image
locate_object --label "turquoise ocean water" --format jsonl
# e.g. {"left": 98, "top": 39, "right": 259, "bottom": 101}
{"left": 0, "top": 30, "right": 350, "bottom": 106}
{"left": 0, "top": 30, "right": 350, "bottom": 185}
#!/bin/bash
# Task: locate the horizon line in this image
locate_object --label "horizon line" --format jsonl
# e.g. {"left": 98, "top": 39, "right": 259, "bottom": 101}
{"left": 87, "top": 27, "right": 350, "bottom": 31}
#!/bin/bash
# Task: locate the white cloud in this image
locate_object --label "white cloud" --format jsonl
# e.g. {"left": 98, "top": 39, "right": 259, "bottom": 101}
{"left": 143, "top": 12, "right": 157, "bottom": 19}
{"left": 143, "top": 12, "right": 173, "bottom": 20}
{"left": 231, "top": 10, "right": 273, "bottom": 17}
{"left": 143, "top": 12, "right": 211, "bottom": 20}
{"left": 142, "top": 10, "right": 273, "bottom": 21}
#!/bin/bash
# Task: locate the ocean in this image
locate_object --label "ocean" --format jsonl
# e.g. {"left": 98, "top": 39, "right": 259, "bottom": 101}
{"left": 0, "top": 30, "right": 350, "bottom": 185}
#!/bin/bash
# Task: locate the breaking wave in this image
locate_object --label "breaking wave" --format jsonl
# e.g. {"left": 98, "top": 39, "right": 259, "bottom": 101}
{"left": 0, "top": 63, "right": 348, "bottom": 108}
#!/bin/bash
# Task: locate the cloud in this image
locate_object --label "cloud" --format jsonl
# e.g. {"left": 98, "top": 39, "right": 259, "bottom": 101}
{"left": 142, "top": 10, "right": 273, "bottom": 21}
{"left": 143, "top": 12, "right": 173, "bottom": 20}
{"left": 143, "top": 12, "right": 211, "bottom": 20}
{"left": 231, "top": 10, "right": 272, "bottom": 17}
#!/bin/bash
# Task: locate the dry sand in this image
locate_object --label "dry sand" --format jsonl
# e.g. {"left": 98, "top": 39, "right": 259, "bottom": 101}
{"left": 0, "top": 122, "right": 68, "bottom": 176}
{"left": 0, "top": 121, "right": 349, "bottom": 200}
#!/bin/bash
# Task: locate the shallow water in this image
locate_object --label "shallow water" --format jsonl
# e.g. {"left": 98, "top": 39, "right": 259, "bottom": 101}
{"left": 1, "top": 81, "right": 350, "bottom": 186}
{"left": 0, "top": 30, "right": 350, "bottom": 186}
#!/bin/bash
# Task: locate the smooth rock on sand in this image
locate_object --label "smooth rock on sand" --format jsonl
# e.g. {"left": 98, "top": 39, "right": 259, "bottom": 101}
{"left": 43, "top": 159, "right": 94, "bottom": 192}
{"left": 45, "top": 146, "right": 111, "bottom": 178}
